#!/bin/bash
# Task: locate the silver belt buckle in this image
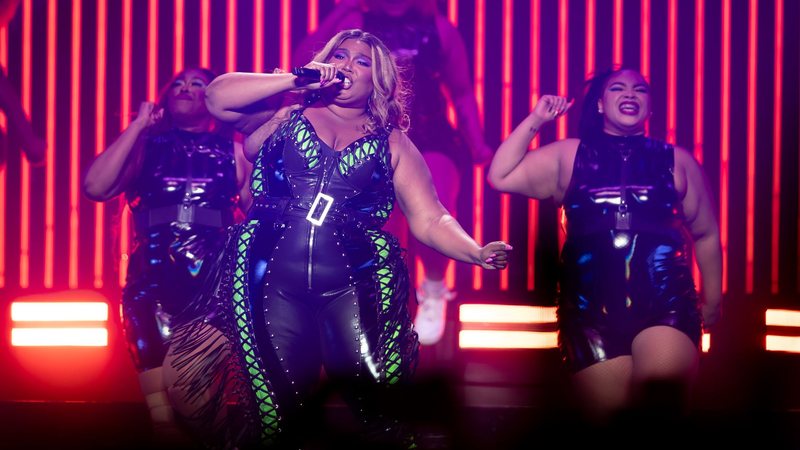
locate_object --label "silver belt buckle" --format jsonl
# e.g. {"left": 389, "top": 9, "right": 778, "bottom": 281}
{"left": 306, "top": 193, "right": 334, "bottom": 226}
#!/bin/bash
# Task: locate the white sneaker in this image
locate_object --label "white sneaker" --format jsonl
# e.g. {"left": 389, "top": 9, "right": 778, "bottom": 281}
{"left": 414, "top": 284, "right": 455, "bottom": 346}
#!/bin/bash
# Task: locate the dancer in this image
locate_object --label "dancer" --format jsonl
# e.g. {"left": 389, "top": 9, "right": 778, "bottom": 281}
{"left": 175, "top": 29, "right": 510, "bottom": 448}
{"left": 488, "top": 68, "right": 722, "bottom": 425}
{"left": 83, "top": 67, "right": 251, "bottom": 444}
{"left": 294, "top": 0, "right": 494, "bottom": 345}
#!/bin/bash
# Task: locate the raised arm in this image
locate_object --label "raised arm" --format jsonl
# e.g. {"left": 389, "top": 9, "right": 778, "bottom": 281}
{"left": 83, "top": 101, "right": 159, "bottom": 201}
{"left": 436, "top": 16, "right": 492, "bottom": 165}
{"left": 487, "top": 95, "right": 576, "bottom": 202}
{"left": 0, "top": 70, "right": 45, "bottom": 165}
{"left": 675, "top": 146, "right": 722, "bottom": 329}
{"left": 391, "top": 130, "right": 510, "bottom": 269}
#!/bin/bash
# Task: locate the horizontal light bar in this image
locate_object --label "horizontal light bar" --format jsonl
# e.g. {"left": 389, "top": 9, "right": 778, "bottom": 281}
{"left": 11, "top": 328, "right": 108, "bottom": 347}
{"left": 459, "top": 304, "right": 557, "bottom": 324}
{"left": 11, "top": 302, "right": 109, "bottom": 322}
{"left": 765, "top": 309, "right": 800, "bottom": 327}
{"left": 765, "top": 335, "right": 800, "bottom": 353}
{"left": 459, "top": 330, "right": 558, "bottom": 349}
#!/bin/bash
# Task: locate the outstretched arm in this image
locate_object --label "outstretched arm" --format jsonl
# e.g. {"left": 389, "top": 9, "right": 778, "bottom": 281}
{"left": 676, "top": 147, "right": 722, "bottom": 329}
{"left": 83, "top": 101, "right": 159, "bottom": 201}
{"left": 487, "top": 95, "right": 574, "bottom": 201}
{"left": 391, "top": 130, "right": 510, "bottom": 269}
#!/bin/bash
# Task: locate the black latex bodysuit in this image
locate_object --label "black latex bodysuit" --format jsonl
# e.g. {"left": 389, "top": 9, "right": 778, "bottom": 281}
{"left": 122, "top": 128, "right": 237, "bottom": 371}
{"left": 363, "top": 10, "right": 471, "bottom": 172}
{"left": 557, "top": 133, "right": 702, "bottom": 373}
{"left": 173, "top": 110, "right": 418, "bottom": 447}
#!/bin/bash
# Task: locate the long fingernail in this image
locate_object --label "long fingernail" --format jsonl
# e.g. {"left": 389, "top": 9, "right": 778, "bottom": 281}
{"left": 485, "top": 258, "right": 493, "bottom": 263}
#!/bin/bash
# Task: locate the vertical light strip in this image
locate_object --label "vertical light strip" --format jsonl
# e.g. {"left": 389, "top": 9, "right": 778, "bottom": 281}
{"left": 472, "top": 0, "right": 486, "bottom": 290}
{"left": 528, "top": 0, "right": 541, "bottom": 291}
{"left": 666, "top": 0, "right": 677, "bottom": 144}
{"left": 556, "top": 0, "right": 568, "bottom": 252}
{"left": 641, "top": 0, "right": 650, "bottom": 135}
{"left": 174, "top": 0, "right": 184, "bottom": 73}
{"left": 94, "top": 0, "right": 107, "bottom": 288}
{"left": 44, "top": 0, "right": 57, "bottom": 288}
{"left": 147, "top": 0, "right": 158, "bottom": 101}
{"left": 692, "top": 0, "right": 704, "bottom": 285}
{"left": 20, "top": 0, "right": 32, "bottom": 288}
{"left": 120, "top": 0, "right": 133, "bottom": 288}
{"left": 745, "top": 0, "right": 757, "bottom": 293}
{"left": 771, "top": 0, "right": 783, "bottom": 293}
{"left": 499, "top": 0, "right": 513, "bottom": 291}
{"left": 201, "top": 0, "right": 211, "bottom": 68}
{"left": 227, "top": 0, "right": 236, "bottom": 72}
{"left": 446, "top": 0, "right": 458, "bottom": 125}
{"left": 613, "top": 0, "right": 623, "bottom": 67}
{"left": 585, "top": 0, "right": 595, "bottom": 78}
{"left": 0, "top": 22, "right": 7, "bottom": 287}
{"left": 720, "top": 0, "right": 730, "bottom": 293}
{"left": 69, "top": 0, "right": 82, "bottom": 288}
{"left": 445, "top": 0, "right": 458, "bottom": 289}
{"left": 253, "top": 0, "right": 264, "bottom": 73}
{"left": 640, "top": 0, "right": 650, "bottom": 81}
{"left": 280, "top": 0, "right": 291, "bottom": 71}
{"left": 308, "top": 0, "right": 318, "bottom": 33}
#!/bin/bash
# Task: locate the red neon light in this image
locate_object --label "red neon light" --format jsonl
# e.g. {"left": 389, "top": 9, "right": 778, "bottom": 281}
{"left": 745, "top": 0, "right": 757, "bottom": 293}
{"left": 94, "top": 0, "right": 107, "bottom": 289}
{"left": 585, "top": 0, "right": 594, "bottom": 78}
{"left": 174, "top": 0, "right": 184, "bottom": 73}
{"left": 666, "top": 0, "right": 677, "bottom": 144}
{"left": 613, "top": 0, "right": 623, "bottom": 67}
{"left": 472, "top": 0, "right": 486, "bottom": 290}
{"left": 201, "top": 0, "right": 210, "bottom": 68}
{"left": 69, "top": 0, "right": 82, "bottom": 288}
{"left": 308, "top": 0, "right": 318, "bottom": 33}
{"left": 557, "top": 0, "right": 568, "bottom": 252}
{"left": 692, "top": 0, "right": 704, "bottom": 285}
{"left": 44, "top": 0, "right": 57, "bottom": 288}
{"left": 120, "top": 0, "right": 133, "bottom": 288}
{"left": 227, "top": 0, "right": 236, "bottom": 72}
{"left": 253, "top": 0, "right": 264, "bottom": 73}
{"left": 20, "top": 0, "right": 32, "bottom": 288}
{"left": 0, "top": 24, "right": 6, "bottom": 287}
{"left": 640, "top": 0, "right": 650, "bottom": 81}
{"left": 445, "top": 0, "right": 458, "bottom": 126}
{"left": 772, "top": 0, "right": 783, "bottom": 294}
{"left": 528, "top": 0, "right": 541, "bottom": 291}
{"left": 498, "top": 0, "right": 513, "bottom": 291}
{"left": 720, "top": 0, "right": 730, "bottom": 293}
{"left": 280, "top": 0, "right": 291, "bottom": 71}
{"left": 473, "top": 166, "right": 484, "bottom": 290}
{"left": 147, "top": 0, "right": 157, "bottom": 101}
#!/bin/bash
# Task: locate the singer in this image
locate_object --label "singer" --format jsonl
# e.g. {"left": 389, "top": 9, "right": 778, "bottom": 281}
{"left": 167, "top": 29, "right": 511, "bottom": 449}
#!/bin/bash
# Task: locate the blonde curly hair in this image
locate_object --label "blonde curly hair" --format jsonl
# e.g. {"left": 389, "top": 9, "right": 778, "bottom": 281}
{"left": 308, "top": 28, "right": 409, "bottom": 133}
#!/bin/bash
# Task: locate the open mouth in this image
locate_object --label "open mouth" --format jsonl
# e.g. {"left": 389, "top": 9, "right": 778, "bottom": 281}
{"left": 618, "top": 101, "right": 639, "bottom": 115}
{"left": 341, "top": 77, "right": 353, "bottom": 89}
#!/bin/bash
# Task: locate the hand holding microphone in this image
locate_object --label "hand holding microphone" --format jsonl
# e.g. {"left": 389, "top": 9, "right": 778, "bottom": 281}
{"left": 292, "top": 63, "right": 344, "bottom": 89}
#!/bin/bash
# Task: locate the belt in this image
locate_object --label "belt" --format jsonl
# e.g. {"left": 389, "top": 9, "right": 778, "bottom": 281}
{"left": 133, "top": 204, "right": 233, "bottom": 232}
{"left": 251, "top": 196, "right": 375, "bottom": 228}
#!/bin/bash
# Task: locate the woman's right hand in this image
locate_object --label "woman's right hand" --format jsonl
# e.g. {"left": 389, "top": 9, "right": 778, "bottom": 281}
{"left": 530, "top": 95, "right": 573, "bottom": 125}
{"left": 295, "top": 61, "right": 343, "bottom": 90}
{"left": 134, "top": 101, "right": 163, "bottom": 128}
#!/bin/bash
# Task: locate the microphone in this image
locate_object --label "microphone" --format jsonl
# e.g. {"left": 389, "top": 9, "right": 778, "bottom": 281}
{"left": 291, "top": 67, "right": 345, "bottom": 83}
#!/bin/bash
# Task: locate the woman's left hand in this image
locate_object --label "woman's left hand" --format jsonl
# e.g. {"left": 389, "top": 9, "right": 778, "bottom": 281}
{"left": 478, "top": 241, "right": 513, "bottom": 270}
